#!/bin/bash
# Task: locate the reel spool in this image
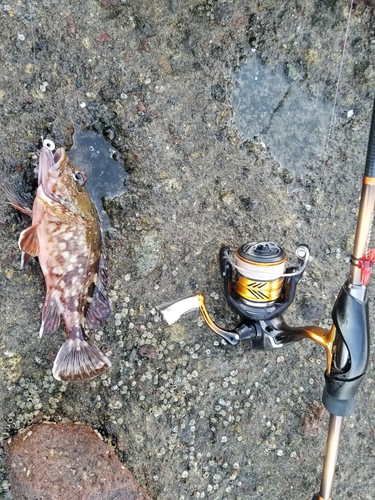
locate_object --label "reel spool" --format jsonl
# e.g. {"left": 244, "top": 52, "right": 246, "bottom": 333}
{"left": 221, "top": 241, "right": 309, "bottom": 322}
{"left": 234, "top": 242, "right": 287, "bottom": 306}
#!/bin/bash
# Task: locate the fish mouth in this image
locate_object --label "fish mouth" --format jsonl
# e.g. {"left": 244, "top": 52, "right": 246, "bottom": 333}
{"left": 38, "top": 146, "right": 66, "bottom": 185}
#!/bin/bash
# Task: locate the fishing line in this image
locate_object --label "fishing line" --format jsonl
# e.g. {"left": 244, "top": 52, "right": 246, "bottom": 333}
{"left": 28, "top": 2, "right": 78, "bottom": 146}
{"left": 309, "top": 0, "right": 355, "bottom": 249}
{"left": 324, "top": 0, "right": 355, "bottom": 152}
{"left": 226, "top": 251, "right": 307, "bottom": 279}
{"left": 28, "top": 0, "right": 45, "bottom": 144}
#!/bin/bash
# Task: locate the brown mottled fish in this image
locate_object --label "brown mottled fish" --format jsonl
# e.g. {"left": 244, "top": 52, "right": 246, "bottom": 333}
{"left": 7, "top": 145, "right": 111, "bottom": 381}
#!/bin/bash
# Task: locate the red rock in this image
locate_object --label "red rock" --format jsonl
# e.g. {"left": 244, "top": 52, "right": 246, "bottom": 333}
{"left": 96, "top": 32, "right": 110, "bottom": 43}
{"left": 3, "top": 423, "right": 151, "bottom": 500}
{"left": 138, "top": 344, "right": 157, "bottom": 359}
{"left": 235, "top": 17, "right": 245, "bottom": 27}
{"left": 137, "top": 101, "right": 147, "bottom": 115}
{"left": 301, "top": 406, "right": 326, "bottom": 437}
{"left": 139, "top": 38, "right": 151, "bottom": 52}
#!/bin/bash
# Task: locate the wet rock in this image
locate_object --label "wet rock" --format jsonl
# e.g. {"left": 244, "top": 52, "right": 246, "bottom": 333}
{"left": 280, "top": 168, "right": 294, "bottom": 184}
{"left": 134, "top": 230, "right": 163, "bottom": 276}
{"left": 3, "top": 422, "right": 151, "bottom": 500}
{"left": 211, "top": 83, "right": 226, "bottom": 103}
{"left": 283, "top": 62, "right": 299, "bottom": 81}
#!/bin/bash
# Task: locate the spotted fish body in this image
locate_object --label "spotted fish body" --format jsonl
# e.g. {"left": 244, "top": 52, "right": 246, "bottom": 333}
{"left": 7, "top": 146, "right": 111, "bottom": 381}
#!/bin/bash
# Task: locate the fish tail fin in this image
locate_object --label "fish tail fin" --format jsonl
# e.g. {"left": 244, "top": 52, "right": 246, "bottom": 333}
{"left": 52, "top": 329, "right": 111, "bottom": 382}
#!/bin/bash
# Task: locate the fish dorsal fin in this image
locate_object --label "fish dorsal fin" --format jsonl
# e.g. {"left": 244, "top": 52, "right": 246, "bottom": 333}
{"left": 19, "top": 224, "right": 40, "bottom": 257}
{"left": 5, "top": 185, "right": 33, "bottom": 217}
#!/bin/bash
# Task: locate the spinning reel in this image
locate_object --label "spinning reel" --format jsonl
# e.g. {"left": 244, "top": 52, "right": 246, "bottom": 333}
{"left": 158, "top": 241, "right": 335, "bottom": 368}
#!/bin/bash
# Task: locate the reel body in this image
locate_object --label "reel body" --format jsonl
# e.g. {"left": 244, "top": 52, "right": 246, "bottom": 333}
{"left": 218, "top": 242, "right": 336, "bottom": 358}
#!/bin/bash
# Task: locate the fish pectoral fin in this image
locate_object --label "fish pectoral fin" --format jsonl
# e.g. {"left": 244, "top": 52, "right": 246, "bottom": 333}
{"left": 44, "top": 208, "right": 67, "bottom": 223}
{"left": 4, "top": 185, "right": 33, "bottom": 217}
{"left": 85, "top": 287, "right": 111, "bottom": 330}
{"left": 19, "top": 224, "right": 40, "bottom": 257}
{"left": 40, "top": 295, "right": 61, "bottom": 336}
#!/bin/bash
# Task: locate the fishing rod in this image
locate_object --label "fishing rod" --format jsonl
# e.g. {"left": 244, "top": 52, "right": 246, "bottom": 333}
{"left": 157, "top": 95, "right": 375, "bottom": 498}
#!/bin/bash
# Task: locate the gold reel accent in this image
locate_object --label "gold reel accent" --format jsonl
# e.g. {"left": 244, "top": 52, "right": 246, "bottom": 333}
{"left": 235, "top": 275, "right": 284, "bottom": 303}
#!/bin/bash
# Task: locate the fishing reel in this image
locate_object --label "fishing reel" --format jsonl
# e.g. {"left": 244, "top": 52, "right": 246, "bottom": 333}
{"left": 158, "top": 241, "right": 334, "bottom": 363}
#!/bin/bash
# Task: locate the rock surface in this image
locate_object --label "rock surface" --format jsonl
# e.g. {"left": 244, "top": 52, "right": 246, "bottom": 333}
{"left": 1, "top": 2, "right": 375, "bottom": 499}
{"left": 3, "top": 423, "right": 151, "bottom": 500}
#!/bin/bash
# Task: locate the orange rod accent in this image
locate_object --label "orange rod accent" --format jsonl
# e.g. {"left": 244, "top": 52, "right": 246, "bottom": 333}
{"left": 363, "top": 176, "right": 375, "bottom": 185}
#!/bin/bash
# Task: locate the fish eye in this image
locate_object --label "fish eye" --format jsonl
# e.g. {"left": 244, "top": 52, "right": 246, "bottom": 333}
{"left": 74, "top": 171, "right": 86, "bottom": 185}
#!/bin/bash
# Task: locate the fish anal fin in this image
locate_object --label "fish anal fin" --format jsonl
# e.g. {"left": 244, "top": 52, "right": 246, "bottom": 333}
{"left": 85, "top": 287, "right": 111, "bottom": 329}
{"left": 40, "top": 294, "right": 61, "bottom": 336}
{"left": 52, "top": 332, "right": 111, "bottom": 381}
{"left": 20, "top": 251, "right": 32, "bottom": 269}
{"left": 85, "top": 250, "right": 110, "bottom": 329}
{"left": 19, "top": 225, "right": 39, "bottom": 257}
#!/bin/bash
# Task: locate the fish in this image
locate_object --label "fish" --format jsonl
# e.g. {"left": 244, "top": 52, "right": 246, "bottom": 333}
{"left": 6, "top": 145, "right": 111, "bottom": 381}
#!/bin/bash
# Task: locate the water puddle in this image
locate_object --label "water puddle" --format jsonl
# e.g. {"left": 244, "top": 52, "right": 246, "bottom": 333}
{"left": 231, "top": 56, "right": 333, "bottom": 186}
{"left": 67, "top": 126, "right": 128, "bottom": 229}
